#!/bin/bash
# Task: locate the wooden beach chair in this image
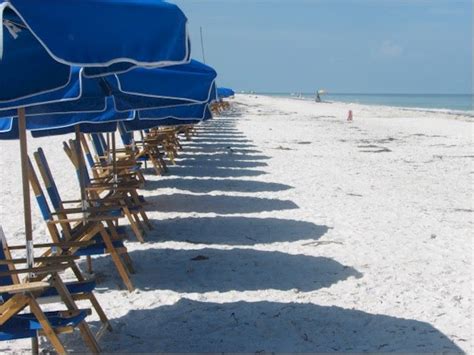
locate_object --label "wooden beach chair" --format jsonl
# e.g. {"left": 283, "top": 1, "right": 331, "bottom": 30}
{"left": 0, "top": 227, "right": 111, "bottom": 339}
{"left": 27, "top": 158, "right": 135, "bottom": 292}
{"left": 60, "top": 142, "right": 151, "bottom": 243}
{"left": 85, "top": 133, "right": 145, "bottom": 186}
{"left": 118, "top": 129, "right": 169, "bottom": 176}
{"left": 176, "top": 124, "right": 197, "bottom": 141}
{"left": 145, "top": 127, "right": 181, "bottom": 164}
{"left": 0, "top": 228, "right": 100, "bottom": 353}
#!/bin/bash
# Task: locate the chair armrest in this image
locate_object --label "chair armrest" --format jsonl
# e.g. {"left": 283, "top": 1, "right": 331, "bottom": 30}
{"left": 0, "top": 263, "right": 71, "bottom": 277}
{"left": 0, "top": 255, "right": 79, "bottom": 265}
{"left": 7, "top": 241, "right": 96, "bottom": 251}
{"left": 0, "top": 281, "right": 51, "bottom": 294}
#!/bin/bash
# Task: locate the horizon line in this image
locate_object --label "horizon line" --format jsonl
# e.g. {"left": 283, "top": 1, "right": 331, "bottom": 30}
{"left": 250, "top": 92, "right": 474, "bottom": 96}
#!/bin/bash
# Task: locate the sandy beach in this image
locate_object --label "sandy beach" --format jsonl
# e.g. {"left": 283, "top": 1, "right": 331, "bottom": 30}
{"left": 0, "top": 95, "right": 472, "bottom": 352}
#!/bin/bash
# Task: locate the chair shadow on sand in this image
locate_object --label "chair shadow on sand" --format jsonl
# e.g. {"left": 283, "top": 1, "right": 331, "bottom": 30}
{"left": 146, "top": 193, "right": 298, "bottom": 214}
{"left": 95, "top": 299, "right": 463, "bottom": 353}
{"left": 145, "top": 178, "right": 291, "bottom": 193}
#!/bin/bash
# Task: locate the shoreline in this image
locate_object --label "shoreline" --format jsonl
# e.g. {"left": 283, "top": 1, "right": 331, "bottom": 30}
{"left": 253, "top": 93, "right": 474, "bottom": 119}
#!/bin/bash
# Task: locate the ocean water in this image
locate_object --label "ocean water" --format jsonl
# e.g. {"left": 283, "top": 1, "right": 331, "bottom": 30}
{"left": 263, "top": 93, "right": 474, "bottom": 114}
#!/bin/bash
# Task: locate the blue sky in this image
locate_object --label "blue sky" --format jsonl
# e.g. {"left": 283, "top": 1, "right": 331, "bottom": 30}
{"left": 173, "top": 0, "right": 472, "bottom": 94}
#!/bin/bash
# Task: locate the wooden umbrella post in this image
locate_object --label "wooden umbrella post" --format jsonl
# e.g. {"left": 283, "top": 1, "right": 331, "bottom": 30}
{"left": 111, "top": 127, "right": 118, "bottom": 187}
{"left": 75, "top": 125, "right": 88, "bottom": 223}
{"left": 17, "top": 108, "right": 34, "bottom": 276}
{"left": 106, "top": 133, "right": 111, "bottom": 164}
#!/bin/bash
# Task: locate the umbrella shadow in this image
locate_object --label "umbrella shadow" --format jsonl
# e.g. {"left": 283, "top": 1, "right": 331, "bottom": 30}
{"left": 189, "top": 138, "right": 254, "bottom": 144}
{"left": 145, "top": 179, "right": 291, "bottom": 193}
{"left": 183, "top": 147, "right": 263, "bottom": 154}
{"left": 183, "top": 142, "right": 258, "bottom": 149}
{"left": 146, "top": 193, "right": 298, "bottom": 214}
{"left": 193, "top": 133, "right": 248, "bottom": 139}
{"left": 166, "top": 166, "right": 268, "bottom": 178}
{"left": 150, "top": 216, "right": 329, "bottom": 245}
{"left": 90, "top": 247, "right": 361, "bottom": 293}
{"left": 95, "top": 299, "right": 463, "bottom": 353}
{"left": 177, "top": 153, "right": 270, "bottom": 161}
{"left": 176, "top": 159, "right": 268, "bottom": 168}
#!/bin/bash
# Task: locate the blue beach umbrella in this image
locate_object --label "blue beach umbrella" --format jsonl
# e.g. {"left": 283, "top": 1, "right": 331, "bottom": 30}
{"left": 122, "top": 82, "right": 217, "bottom": 133}
{"left": 0, "top": 102, "right": 134, "bottom": 140}
{"left": 217, "top": 87, "right": 235, "bottom": 99}
{"left": 123, "top": 103, "right": 213, "bottom": 133}
{"left": 0, "top": 0, "right": 190, "bottom": 89}
{"left": 0, "top": 61, "right": 217, "bottom": 115}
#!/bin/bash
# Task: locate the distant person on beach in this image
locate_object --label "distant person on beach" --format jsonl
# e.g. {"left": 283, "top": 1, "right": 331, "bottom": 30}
{"left": 315, "top": 92, "right": 321, "bottom": 102}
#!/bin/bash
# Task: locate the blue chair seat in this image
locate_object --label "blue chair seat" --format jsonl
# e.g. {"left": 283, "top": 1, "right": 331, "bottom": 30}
{"left": 40, "top": 280, "right": 96, "bottom": 298}
{"left": 73, "top": 226, "right": 127, "bottom": 257}
{"left": 104, "top": 208, "right": 123, "bottom": 218}
{"left": 0, "top": 310, "right": 88, "bottom": 341}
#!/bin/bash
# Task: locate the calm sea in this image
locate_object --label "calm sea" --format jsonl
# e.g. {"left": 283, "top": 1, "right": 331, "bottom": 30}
{"left": 263, "top": 93, "right": 474, "bottom": 114}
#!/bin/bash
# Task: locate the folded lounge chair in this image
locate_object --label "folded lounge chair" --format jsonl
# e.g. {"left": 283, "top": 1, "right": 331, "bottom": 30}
{"left": 61, "top": 141, "right": 152, "bottom": 243}
{"left": 0, "top": 227, "right": 100, "bottom": 353}
{"left": 117, "top": 129, "right": 169, "bottom": 176}
{"left": 27, "top": 157, "right": 135, "bottom": 292}
{"left": 0, "top": 227, "right": 112, "bottom": 339}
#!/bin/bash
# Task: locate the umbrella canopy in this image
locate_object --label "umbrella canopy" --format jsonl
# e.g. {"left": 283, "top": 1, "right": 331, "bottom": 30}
{"left": 217, "top": 87, "right": 235, "bottom": 99}
{"left": 0, "top": 0, "right": 190, "bottom": 76}
{"left": 0, "top": 0, "right": 190, "bottom": 108}
{"left": 122, "top": 82, "right": 217, "bottom": 132}
{"left": 0, "top": 100, "right": 134, "bottom": 139}
{"left": 0, "top": 61, "right": 217, "bottom": 115}
{"left": 123, "top": 103, "right": 212, "bottom": 132}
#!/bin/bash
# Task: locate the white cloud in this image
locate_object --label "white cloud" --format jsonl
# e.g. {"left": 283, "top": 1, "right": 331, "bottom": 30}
{"left": 379, "top": 40, "right": 404, "bottom": 57}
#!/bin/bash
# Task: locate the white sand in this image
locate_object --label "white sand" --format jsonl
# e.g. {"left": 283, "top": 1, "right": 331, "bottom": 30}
{"left": 0, "top": 95, "right": 472, "bottom": 353}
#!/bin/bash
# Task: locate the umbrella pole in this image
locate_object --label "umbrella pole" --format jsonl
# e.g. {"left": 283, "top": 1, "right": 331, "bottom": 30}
{"left": 18, "top": 108, "right": 34, "bottom": 275}
{"left": 112, "top": 128, "right": 118, "bottom": 185}
{"left": 75, "top": 125, "right": 87, "bottom": 221}
{"left": 140, "top": 130, "right": 147, "bottom": 169}
{"left": 106, "top": 133, "right": 111, "bottom": 164}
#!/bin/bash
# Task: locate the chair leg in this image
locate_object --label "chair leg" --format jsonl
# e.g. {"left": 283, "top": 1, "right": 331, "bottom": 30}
{"left": 31, "top": 336, "right": 39, "bottom": 355}
{"left": 129, "top": 193, "right": 152, "bottom": 231}
{"left": 78, "top": 321, "right": 101, "bottom": 354}
{"left": 28, "top": 298, "right": 67, "bottom": 354}
{"left": 50, "top": 274, "right": 101, "bottom": 353}
{"left": 88, "top": 294, "right": 112, "bottom": 332}
{"left": 120, "top": 251, "right": 136, "bottom": 274}
{"left": 123, "top": 206, "right": 145, "bottom": 243}
{"left": 136, "top": 170, "right": 146, "bottom": 185}
{"left": 139, "top": 208, "right": 153, "bottom": 230}
{"left": 86, "top": 256, "right": 93, "bottom": 274}
{"left": 99, "top": 229, "right": 134, "bottom": 291}
{"left": 149, "top": 155, "right": 163, "bottom": 175}
{"left": 106, "top": 220, "right": 126, "bottom": 241}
